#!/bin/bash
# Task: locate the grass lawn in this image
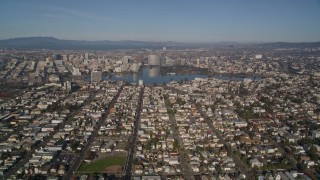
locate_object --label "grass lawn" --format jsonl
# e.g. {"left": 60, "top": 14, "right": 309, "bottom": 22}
{"left": 78, "top": 156, "right": 126, "bottom": 172}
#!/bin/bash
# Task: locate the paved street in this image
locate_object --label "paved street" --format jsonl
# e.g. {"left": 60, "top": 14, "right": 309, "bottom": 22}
{"left": 195, "top": 106, "right": 252, "bottom": 179}
{"left": 124, "top": 86, "right": 144, "bottom": 179}
{"left": 167, "top": 86, "right": 252, "bottom": 179}
{"left": 2, "top": 91, "right": 98, "bottom": 180}
{"left": 164, "top": 97, "right": 195, "bottom": 180}
{"left": 64, "top": 87, "right": 123, "bottom": 180}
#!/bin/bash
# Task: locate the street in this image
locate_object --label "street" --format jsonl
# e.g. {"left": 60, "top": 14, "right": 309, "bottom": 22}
{"left": 2, "top": 91, "right": 98, "bottom": 180}
{"left": 164, "top": 96, "right": 195, "bottom": 180}
{"left": 64, "top": 86, "right": 123, "bottom": 180}
{"left": 124, "top": 86, "right": 144, "bottom": 179}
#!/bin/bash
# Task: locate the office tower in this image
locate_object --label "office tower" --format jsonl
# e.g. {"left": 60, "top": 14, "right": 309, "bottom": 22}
{"left": 52, "top": 54, "right": 62, "bottom": 60}
{"left": 196, "top": 58, "right": 200, "bottom": 67}
{"left": 91, "top": 71, "right": 102, "bottom": 82}
{"left": 148, "top": 55, "right": 161, "bottom": 66}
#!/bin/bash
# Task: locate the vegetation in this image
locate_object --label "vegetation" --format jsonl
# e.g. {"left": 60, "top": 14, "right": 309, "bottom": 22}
{"left": 238, "top": 83, "right": 249, "bottom": 97}
{"left": 78, "top": 156, "right": 126, "bottom": 173}
{"left": 176, "top": 97, "right": 186, "bottom": 106}
{"left": 167, "top": 108, "right": 177, "bottom": 115}
{"left": 70, "top": 140, "right": 80, "bottom": 152}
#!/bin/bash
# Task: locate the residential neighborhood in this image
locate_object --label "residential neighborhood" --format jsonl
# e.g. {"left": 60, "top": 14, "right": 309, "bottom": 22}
{"left": 0, "top": 44, "right": 319, "bottom": 180}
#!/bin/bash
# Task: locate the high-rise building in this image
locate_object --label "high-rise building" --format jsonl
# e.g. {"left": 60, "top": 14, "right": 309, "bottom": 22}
{"left": 160, "top": 56, "right": 166, "bottom": 66}
{"left": 91, "top": 71, "right": 102, "bottom": 82}
{"left": 196, "top": 58, "right": 200, "bottom": 67}
{"left": 85, "top": 53, "right": 89, "bottom": 60}
{"left": 52, "top": 54, "right": 62, "bottom": 60}
{"left": 64, "top": 81, "right": 72, "bottom": 92}
{"left": 131, "top": 63, "right": 140, "bottom": 72}
{"left": 63, "top": 55, "right": 68, "bottom": 61}
{"left": 121, "top": 56, "right": 132, "bottom": 64}
{"left": 46, "top": 57, "right": 54, "bottom": 63}
{"left": 148, "top": 55, "right": 161, "bottom": 66}
{"left": 255, "top": 54, "right": 263, "bottom": 60}
{"left": 72, "top": 67, "right": 81, "bottom": 76}
{"left": 138, "top": 79, "right": 144, "bottom": 86}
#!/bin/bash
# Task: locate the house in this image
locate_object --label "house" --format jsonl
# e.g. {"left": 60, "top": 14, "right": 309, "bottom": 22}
{"left": 58, "top": 165, "right": 65, "bottom": 175}
{"left": 285, "top": 134, "right": 299, "bottom": 143}
{"left": 300, "top": 155, "right": 310, "bottom": 161}
{"left": 250, "top": 158, "right": 263, "bottom": 168}
{"left": 102, "top": 140, "right": 116, "bottom": 153}
{"left": 312, "top": 130, "right": 320, "bottom": 138}
{"left": 80, "top": 175, "right": 89, "bottom": 180}
{"left": 40, "top": 164, "right": 51, "bottom": 175}
{"left": 141, "top": 175, "right": 161, "bottom": 180}
{"left": 305, "top": 160, "right": 315, "bottom": 168}
{"left": 234, "top": 120, "right": 248, "bottom": 128}
{"left": 134, "top": 165, "right": 143, "bottom": 175}
{"left": 220, "top": 149, "right": 228, "bottom": 157}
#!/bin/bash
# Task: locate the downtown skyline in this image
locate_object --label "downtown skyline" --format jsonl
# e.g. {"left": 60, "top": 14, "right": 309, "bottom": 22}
{"left": 1, "top": 0, "right": 320, "bottom": 43}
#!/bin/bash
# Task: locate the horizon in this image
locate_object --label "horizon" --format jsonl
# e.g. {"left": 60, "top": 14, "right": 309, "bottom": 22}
{"left": 1, "top": 1, "right": 320, "bottom": 43}
{"left": 1, "top": 36, "right": 320, "bottom": 44}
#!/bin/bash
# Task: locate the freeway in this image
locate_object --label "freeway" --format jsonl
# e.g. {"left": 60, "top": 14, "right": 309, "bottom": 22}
{"left": 64, "top": 86, "right": 123, "bottom": 180}
{"left": 124, "top": 86, "right": 144, "bottom": 180}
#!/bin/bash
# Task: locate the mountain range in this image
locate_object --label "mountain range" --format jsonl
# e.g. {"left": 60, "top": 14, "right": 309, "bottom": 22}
{"left": 0, "top": 37, "right": 319, "bottom": 50}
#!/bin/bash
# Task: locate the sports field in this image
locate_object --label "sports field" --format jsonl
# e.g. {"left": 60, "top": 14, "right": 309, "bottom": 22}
{"left": 78, "top": 156, "right": 126, "bottom": 173}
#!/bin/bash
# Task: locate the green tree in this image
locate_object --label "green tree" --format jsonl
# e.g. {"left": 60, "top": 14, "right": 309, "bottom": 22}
{"left": 173, "top": 140, "right": 179, "bottom": 150}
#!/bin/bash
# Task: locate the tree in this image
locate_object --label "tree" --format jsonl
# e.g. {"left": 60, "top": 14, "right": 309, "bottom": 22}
{"left": 173, "top": 140, "right": 179, "bottom": 150}
{"left": 71, "top": 140, "right": 80, "bottom": 152}
{"left": 216, "top": 164, "right": 222, "bottom": 174}
{"left": 291, "top": 123, "right": 298, "bottom": 133}
{"left": 298, "top": 138, "right": 316, "bottom": 146}
{"left": 297, "top": 163, "right": 307, "bottom": 171}
{"left": 239, "top": 83, "right": 249, "bottom": 97}
{"left": 308, "top": 146, "right": 319, "bottom": 161}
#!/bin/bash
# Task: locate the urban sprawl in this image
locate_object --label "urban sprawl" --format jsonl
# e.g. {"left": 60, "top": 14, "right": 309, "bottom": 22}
{"left": 0, "top": 46, "right": 320, "bottom": 180}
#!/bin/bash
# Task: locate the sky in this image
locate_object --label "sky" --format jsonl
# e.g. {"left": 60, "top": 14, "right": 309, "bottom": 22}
{"left": 1, "top": 0, "right": 320, "bottom": 42}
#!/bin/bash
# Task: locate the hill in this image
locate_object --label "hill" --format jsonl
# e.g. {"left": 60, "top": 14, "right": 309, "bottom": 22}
{"left": 0, "top": 37, "right": 319, "bottom": 50}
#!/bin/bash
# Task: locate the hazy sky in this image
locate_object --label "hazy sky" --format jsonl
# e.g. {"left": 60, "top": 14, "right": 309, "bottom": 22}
{"left": 1, "top": 0, "right": 320, "bottom": 42}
